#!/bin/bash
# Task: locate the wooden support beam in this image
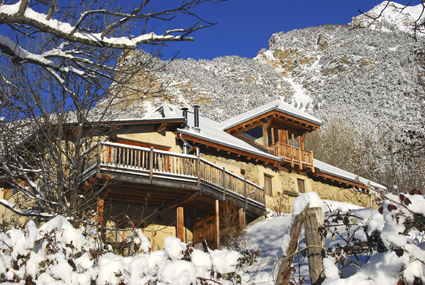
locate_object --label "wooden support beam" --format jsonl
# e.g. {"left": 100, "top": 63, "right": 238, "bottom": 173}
{"left": 177, "top": 207, "right": 184, "bottom": 242}
{"left": 239, "top": 208, "right": 246, "bottom": 230}
{"left": 97, "top": 198, "right": 104, "bottom": 240}
{"left": 156, "top": 122, "right": 166, "bottom": 132}
{"left": 263, "top": 123, "right": 269, "bottom": 147}
{"left": 160, "top": 192, "right": 200, "bottom": 211}
{"left": 215, "top": 200, "right": 220, "bottom": 250}
{"left": 265, "top": 118, "right": 273, "bottom": 131}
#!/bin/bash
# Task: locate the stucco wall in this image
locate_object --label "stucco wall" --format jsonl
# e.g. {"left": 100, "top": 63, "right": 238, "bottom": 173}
{"left": 116, "top": 125, "right": 182, "bottom": 153}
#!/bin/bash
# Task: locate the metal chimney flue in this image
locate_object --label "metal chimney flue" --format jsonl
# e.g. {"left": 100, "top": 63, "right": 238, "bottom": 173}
{"left": 181, "top": 107, "right": 188, "bottom": 129}
{"left": 193, "top": 105, "right": 200, "bottom": 132}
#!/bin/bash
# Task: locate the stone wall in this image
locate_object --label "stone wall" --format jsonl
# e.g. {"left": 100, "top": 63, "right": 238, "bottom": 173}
{"left": 311, "top": 180, "right": 372, "bottom": 208}
{"left": 199, "top": 152, "right": 375, "bottom": 213}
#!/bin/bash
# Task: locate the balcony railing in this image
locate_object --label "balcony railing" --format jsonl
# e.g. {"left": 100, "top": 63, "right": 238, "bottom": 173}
{"left": 81, "top": 141, "right": 265, "bottom": 206}
{"left": 268, "top": 142, "right": 314, "bottom": 171}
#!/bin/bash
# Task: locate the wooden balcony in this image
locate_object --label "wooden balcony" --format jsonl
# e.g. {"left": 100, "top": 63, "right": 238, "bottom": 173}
{"left": 80, "top": 141, "right": 265, "bottom": 216}
{"left": 268, "top": 142, "right": 314, "bottom": 171}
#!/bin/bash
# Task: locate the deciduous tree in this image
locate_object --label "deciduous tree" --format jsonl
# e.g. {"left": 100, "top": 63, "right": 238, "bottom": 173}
{"left": 0, "top": 0, "right": 224, "bottom": 223}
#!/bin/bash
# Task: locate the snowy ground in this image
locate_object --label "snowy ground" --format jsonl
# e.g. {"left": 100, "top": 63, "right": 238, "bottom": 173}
{"left": 244, "top": 199, "right": 365, "bottom": 284}
{"left": 0, "top": 193, "right": 424, "bottom": 284}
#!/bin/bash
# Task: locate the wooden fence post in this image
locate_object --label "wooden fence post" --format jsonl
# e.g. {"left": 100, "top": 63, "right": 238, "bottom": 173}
{"left": 275, "top": 204, "right": 309, "bottom": 285}
{"left": 305, "top": 207, "right": 325, "bottom": 285}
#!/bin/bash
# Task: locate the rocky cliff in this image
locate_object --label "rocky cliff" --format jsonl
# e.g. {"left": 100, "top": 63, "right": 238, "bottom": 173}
{"left": 109, "top": 2, "right": 424, "bottom": 143}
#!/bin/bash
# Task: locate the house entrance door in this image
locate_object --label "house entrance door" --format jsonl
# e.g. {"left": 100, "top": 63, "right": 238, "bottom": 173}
{"left": 193, "top": 215, "right": 218, "bottom": 250}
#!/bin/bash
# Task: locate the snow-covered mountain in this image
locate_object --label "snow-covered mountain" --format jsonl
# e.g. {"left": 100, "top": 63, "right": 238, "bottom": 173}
{"left": 111, "top": 1, "right": 424, "bottom": 143}
{"left": 351, "top": 1, "right": 425, "bottom": 36}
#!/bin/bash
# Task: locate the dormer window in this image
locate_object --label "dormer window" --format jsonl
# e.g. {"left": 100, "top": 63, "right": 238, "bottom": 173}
{"left": 222, "top": 101, "right": 321, "bottom": 171}
{"left": 239, "top": 125, "right": 264, "bottom": 146}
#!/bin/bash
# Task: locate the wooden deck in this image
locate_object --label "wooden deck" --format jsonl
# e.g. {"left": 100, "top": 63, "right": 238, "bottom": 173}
{"left": 268, "top": 142, "right": 314, "bottom": 171}
{"left": 80, "top": 141, "right": 266, "bottom": 216}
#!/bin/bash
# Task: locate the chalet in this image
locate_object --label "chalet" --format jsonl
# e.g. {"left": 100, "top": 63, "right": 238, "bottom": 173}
{"left": 76, "top": 100, "right": 385, "bottom": 250}
{"left": 0, "top": 100, "right": 386, "bottom": 251}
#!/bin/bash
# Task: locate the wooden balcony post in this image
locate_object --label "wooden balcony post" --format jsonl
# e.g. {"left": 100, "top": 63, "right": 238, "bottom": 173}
{"left": 290, "top": 146, "right": 294, "bottom": 168}
{"left": 197, "top": 155, "right": 201, "bottom": 190}
{"left": 149, "top": 147, "right": 154, "bottom": 183}
{"left": 215, "top": 200, "right": 220, "bottom": 249}
{"left": 108, "top": 146, "right": 112, "bottom": 164}
{"left": 311, "top": 151, "right": 315, "bottom": 173}
{"left": 222, "top": 167, "right": 226, "bottom": 200}
{"left": 299, "top": 149, "right": 303, "bottom": 170}
{"left": 244, "top": 178, "right": 247, "bottom": 210}
{"left": 177, "top": 207, "right": 184, "bottom": 242}
{"left": 96, "top": 139, "right": 101, "bottom": 176}
{"left": 263, "top": 186, "right": 267, "bottom": 216}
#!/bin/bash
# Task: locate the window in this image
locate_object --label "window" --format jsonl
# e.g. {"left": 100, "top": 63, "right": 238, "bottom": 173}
{"left": 264, "top": 175, "right": 273, "bottom": 196}
{"left": 240, "top": 125, "right": 264, "bottom": 145}
{"left": 297, "top": 179, "right": 305, "bottom": 193}
{"left": 288, "top": 133, "right": 300, "bottom": 148}
{"left": 267, "top": 127, "right": 280, "bottom": 146}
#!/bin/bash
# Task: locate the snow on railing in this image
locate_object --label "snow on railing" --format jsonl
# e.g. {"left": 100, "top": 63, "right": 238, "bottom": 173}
{"left": 82, "top": 141, "right": 265, "bottom": 205}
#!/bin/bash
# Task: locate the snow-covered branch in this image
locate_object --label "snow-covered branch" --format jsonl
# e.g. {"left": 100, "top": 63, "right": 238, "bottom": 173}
{"left": 0, "top": 1, "right": 201, "bottom": 50}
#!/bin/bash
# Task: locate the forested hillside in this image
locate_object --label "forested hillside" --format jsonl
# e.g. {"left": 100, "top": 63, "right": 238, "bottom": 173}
{"left": 110, "top": 2, "right": 425, "bottom": 192}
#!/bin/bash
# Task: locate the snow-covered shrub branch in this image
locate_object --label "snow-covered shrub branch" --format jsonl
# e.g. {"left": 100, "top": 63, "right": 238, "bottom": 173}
{"left": 0, "top": 215, "right": 257, "bottom": 284}
{"left": 322, "top": 190, "right": 425, "bottom": 284}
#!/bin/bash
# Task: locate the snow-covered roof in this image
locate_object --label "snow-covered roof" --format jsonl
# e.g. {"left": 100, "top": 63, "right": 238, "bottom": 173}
{"left": 139, "top": 102, "right": 385, "bottom": 191}
{"left": 179, "top": 109, "right": 280, "bottom": 162}
{"left": 314, "top": 159, "right": 386, "bottom": 191}
{"left": 219, "top": 100, "right": 322, "bottom": 131}
{"left": 143, "top": 102, "right": 184, "bottom": 120}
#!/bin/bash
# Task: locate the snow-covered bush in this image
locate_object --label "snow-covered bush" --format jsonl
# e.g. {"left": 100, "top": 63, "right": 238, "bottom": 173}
{"left": 0, "top": 217, "right": 251, "bottom": 284}
{"left": 322, "top": 190, "right": 425, "bottom": 284}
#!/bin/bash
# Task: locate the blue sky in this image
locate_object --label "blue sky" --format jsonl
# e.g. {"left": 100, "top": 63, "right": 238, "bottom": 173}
{"left": 123, "top": 0, "right": 422, "bottom": 61}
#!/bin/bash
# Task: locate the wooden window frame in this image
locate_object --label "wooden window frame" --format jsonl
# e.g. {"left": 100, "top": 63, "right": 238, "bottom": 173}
{"left": 297, "top": 179, "right": 305, "bottom": 193}
{"left": 264, "top": 174, "right": 273, "bottom": 196}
